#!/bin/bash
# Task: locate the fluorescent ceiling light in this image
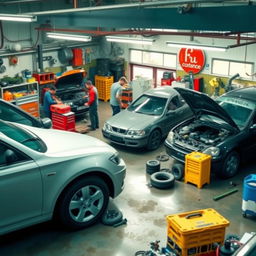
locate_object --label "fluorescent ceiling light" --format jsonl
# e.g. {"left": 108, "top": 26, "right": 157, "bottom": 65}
{"left": 166, "top": 42, "right": 227, "bottom": 52}
{"left": 106, "top": 36, "right": 154, "bottom": 45}
{"left": 0, "top": 13, "right": 37, "bottom": 22}
{"left": 47, "top": 33, "right": 92, "bottom": 42}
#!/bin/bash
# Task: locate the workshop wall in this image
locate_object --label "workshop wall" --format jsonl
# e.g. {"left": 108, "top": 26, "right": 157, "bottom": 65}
{"left": 106, "top": 35, "right": 256, "bottom": 94}
{"left": 0, "top": 21, "right": 101, "bottom": 80}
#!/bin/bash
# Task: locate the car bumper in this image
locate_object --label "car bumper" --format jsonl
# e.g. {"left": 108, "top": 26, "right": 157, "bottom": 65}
{"left": 102, "top": 129, "right": 148, "bottom": 148}
{"left": 164, "top": 140, "right": 223, "bottom": 173}
{"left": 112, "top": 158, "right": 126, "bottom": 198}
{"left": 71, "top": 105, "right": 89, "bottom": 116}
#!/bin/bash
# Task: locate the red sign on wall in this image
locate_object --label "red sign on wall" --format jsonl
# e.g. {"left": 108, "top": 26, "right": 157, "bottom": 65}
{"left": 179, "top": 48, "right": 205, "bottom": 74}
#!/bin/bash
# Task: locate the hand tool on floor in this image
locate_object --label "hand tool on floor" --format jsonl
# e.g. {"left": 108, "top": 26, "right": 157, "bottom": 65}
{"left": 213, "top": 188, "right": 238, "bottom": 201}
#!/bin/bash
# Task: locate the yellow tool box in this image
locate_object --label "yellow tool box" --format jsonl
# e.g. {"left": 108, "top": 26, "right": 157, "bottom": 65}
{"left": 166, "top": 208, "right": 229, "bottom": 256}
{"left": 95, "top": 75, "right": 114, "bottom": 102}
{"left": 185, "top": 152, "right": 212, "bottom": 189}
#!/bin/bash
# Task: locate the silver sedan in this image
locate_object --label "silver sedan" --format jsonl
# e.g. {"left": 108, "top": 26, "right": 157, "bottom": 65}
{"left": 102, "top": 86, "right": 192, "bottom": 150}
{"left": 0, "top": 120, "right": 126, "bottom": 235}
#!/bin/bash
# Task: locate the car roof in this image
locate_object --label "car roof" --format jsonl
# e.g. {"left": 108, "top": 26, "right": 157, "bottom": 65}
{"left": 144, "top": 86, "right": 178, "bottom": 98}
{"left": 224, "top": 86, "right": 256, "bottom": 103}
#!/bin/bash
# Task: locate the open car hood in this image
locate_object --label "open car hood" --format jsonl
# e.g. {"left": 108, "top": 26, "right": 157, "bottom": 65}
{"left": 55, "top": 70, "right": 85, "bottom": 90}
{"left": 174, "top": 87, "right": 239, "bottom": 130}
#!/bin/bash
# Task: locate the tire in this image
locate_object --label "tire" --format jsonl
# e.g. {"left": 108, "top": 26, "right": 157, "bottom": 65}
{"left": 57, "top": 176, "right": 109, "bottom": 230}
{"left": 147, "top": 129, "right": 162, "bottom": 151}
{"left": 150, "top": 172, "right": 175, "bottom": 189}
{"left": 218, "top": 151, "right": 240, "bottom": 179}
{"left": 146, "top": 160, "right": 160, "bottom": 175}
{"left": 101, "top": 209, "right": 123, "bottom": 226}
{"left": 172, "top": 162, "right": 184, "bottom": 181}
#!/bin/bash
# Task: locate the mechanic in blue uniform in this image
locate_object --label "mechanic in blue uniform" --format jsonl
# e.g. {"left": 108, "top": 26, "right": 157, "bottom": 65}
{"left": 43, "top": 85, "right": 61, "bottom": 119}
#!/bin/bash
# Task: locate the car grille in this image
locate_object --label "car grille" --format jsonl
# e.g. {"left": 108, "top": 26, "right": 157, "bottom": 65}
{"left": 110, "top": 135, "right": 125, "bottom": 143}
{"left": 111, "top": 126, "right": 127, "bottom": 134}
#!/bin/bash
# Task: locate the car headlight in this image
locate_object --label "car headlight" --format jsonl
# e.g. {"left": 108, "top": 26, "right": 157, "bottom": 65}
{"left": 203, "top": 147, "right": 220, "bottom": 158}
{"left": 103, "top": 122, "right": 112, "bottom": 131}
{"left": 109, "top": 152, "right": 120, "bottom": 165}
{"left": 167, "top": 131, "right": 174, "bottom": 144}
{"left": 127, "top": 129, "right": 145, "bottom": 136}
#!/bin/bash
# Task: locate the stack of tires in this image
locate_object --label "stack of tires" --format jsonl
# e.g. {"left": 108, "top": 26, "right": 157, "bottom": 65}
{"left": 146, "top": 160, "right": 175, "bottom": 189}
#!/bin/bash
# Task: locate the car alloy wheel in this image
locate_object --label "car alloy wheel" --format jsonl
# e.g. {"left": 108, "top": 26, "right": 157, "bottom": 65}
{"left": 69, "top": 185, "right": 104, "bottom": 223}
{"left": 221, "top": 151, "right": 240, "bottom": 179}
{"left": 147, "top": 129, "right": 162, "bottom": 150}
{"left": 57, "top": 176, "right": 109, "bottom": 230}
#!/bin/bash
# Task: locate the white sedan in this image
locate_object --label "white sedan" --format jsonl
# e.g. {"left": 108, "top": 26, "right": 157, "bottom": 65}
{"left": 0, "top": 120, "right": 126, "bottom": 235}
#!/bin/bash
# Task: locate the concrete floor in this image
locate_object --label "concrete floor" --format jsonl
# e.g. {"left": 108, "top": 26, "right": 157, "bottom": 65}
{"left": 1, "top": 101, "right": 256, "bottom": 256}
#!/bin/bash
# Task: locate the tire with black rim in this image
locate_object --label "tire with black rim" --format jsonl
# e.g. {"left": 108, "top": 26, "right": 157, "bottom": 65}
{"left": 218, "top": 151, "right": 240, "bottom": 179}
{"left": 147, "top": 129, "right": 162, "bottom": 151}
{"left": 146, "top": 160, "right": 160, "bottom": 175}
{"left": 150, "top": 172, "right": 175, "bottom": 189}
{"left": 172, "top": 162, "right": 185, "bottom": 181}
{"left": 57, "top": 176, "right": 109, "bottom": 230}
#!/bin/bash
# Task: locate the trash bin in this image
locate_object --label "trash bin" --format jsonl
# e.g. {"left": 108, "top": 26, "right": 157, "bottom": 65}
{"left": 242, "top": 174, "right": 256, "bottom": 217}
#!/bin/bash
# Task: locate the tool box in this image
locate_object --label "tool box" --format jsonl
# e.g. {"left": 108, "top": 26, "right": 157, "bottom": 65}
{"left": 242, "top": 174, "right": 256, "bottom": 217}
{"left": 185, "top": 152, "right": 211, "bottom": 189}
{"left": 166, "top": 208, "right": 229, "bottom": 256}
{"left": 50, "top": 104, "right": 71, "bottom": 114}
{"left": 52, "top": 112, "right": 75, "bottom": 132}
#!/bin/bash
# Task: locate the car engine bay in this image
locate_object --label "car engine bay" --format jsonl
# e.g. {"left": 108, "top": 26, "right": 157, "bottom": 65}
{"left": 173, "top": 120, "right": 231, "bottom": 151}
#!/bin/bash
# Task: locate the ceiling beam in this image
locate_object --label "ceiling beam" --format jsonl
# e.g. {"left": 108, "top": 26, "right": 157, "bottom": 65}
{"left": 37, "top": 6, "right": 256, "bottom": 32}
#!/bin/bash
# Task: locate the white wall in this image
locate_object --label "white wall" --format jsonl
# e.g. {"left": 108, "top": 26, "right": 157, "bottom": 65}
{"left": 104, "top": 35, "right": 256, "bottom": 80}
{"left": 0, "top": 22, "right": 101, "bottom": 79}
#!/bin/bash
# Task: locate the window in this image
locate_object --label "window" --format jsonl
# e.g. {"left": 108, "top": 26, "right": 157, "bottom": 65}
{"left": 0, "top": 120, "right": 47, "bottom": 152}
{"left": 0, "top": 141, "right": 28, "bottom": 166}
{"left": 0, "top": 101, "right": 35, "bottom": 127}
{"left": 130, "top": 49, "right": 177, "bottom": 68}
{"left": 212, "top": 59, "right": 254, "bottom": 79}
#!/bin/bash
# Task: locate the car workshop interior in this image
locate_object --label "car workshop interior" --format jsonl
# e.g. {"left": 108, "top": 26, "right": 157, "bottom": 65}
{"left": 0, "top": 1, "right": 256, "bottom": 256}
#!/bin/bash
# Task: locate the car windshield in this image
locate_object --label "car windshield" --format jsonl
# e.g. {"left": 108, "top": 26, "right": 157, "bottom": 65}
{"left": 0, "top": 120, "right": 47, "bottom": 152}
{"left": 217, "top": 96, "right": 255, "bottom": 129}
{"left": 127, "top": 95, "right": 167, "bottom": 116}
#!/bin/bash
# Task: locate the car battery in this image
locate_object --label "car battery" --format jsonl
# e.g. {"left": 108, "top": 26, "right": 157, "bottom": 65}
{"left": 166, "top": 208, "right": 229, "bottom": 256}
{"left": 184, "top": 152, "right": 211, "bottom": 189}
{"left": 52, "top": 112, "right": 75, "bottom": 132}
{"left": 50, "top": 104, "right": 71, "bottom": 114}
{"left": 242, "top": 174, "right": 256, "bottom": 217}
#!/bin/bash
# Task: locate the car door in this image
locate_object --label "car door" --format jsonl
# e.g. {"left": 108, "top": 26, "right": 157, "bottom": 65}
{"left": 160, "top": 95, "right": 190, "bottom": 135}
{"left": 0, "top": 141, "right": 43, "bottom": 229}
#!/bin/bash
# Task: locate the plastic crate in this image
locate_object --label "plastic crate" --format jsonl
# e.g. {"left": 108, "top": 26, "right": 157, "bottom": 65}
{"left": 33, "top": 72, "right": 55, "bottom": 85}
{"left": 95, "top": 75, "right": 114, "bottom": 102}
{"left": 166, "top": 208, "right": 229, "bottom": 256}
{"left": 50, "top": 104, "right": 71, "bottom": 114}
{"left": 52, "top": 112, "right": 75, "bottom": 131}
{"left": 184, "top": 152, "right": 211, "bottom": 189}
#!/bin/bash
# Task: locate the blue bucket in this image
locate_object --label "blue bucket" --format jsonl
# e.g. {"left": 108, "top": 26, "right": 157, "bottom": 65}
{"left": 243, "top": 174, "right": 256, "bottom": 202}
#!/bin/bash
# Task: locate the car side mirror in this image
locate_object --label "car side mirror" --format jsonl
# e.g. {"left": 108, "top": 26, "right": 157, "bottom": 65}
{"left": 4, "top": 149, "right": 18, "bottom": 164}
{"left": 41, "top": 118, "right": 52, "bottom": 129}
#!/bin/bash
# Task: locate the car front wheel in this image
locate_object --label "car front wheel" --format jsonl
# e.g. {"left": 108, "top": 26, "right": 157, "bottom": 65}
{"left": 220, "top": 151, "right": 240, "bottom": 179}
{"left": 147, "top": 129, "right": 162, "bottom": 150}
{"left": 57, "top": 176, "right": 109, "bottom": 230}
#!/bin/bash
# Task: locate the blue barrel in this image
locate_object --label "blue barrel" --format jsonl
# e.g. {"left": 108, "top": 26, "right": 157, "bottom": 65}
{"left": 243, "top": 174, "right": 256, "bottom": 202}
